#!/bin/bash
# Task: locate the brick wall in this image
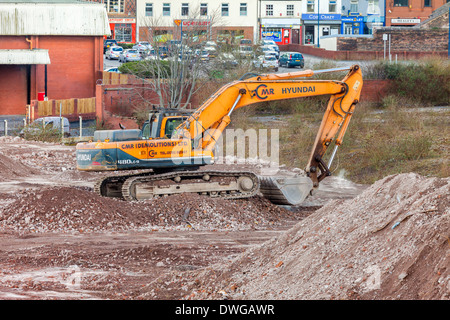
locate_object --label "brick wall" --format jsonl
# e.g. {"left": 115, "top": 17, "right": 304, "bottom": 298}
{"left": 337, "top": 28, "right": 449, "bottom": 52}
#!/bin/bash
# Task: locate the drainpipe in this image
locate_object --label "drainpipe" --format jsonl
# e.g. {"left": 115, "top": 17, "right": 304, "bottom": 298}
{"left": 26, "top": 36, "right": 33, "bottom": 49}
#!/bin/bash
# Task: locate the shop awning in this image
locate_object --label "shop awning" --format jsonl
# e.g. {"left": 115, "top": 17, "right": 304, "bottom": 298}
{"left": 0, "top": 49, "right": 50, "bottom": 65}
{"left": 262, "top": 18, "right": 301, "bottom": 27}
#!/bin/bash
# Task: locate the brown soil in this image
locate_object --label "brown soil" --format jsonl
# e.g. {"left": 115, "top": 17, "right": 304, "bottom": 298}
{"left": 0, "top": 136, "right": 448, "bottom": 300}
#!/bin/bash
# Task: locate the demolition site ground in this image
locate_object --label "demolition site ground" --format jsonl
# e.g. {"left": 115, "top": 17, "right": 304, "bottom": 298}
{"left": 0, "top": 136, "right": 448, "bottom": 300}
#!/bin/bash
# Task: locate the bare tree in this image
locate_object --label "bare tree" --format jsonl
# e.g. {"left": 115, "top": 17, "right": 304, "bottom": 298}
{"left": 121, "top": 4, "right": 228, "bottom": 110}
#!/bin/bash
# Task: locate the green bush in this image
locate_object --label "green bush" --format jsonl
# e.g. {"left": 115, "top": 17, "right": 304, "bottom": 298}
{"left": 119, "top": 60, "right": 172, "bottom": 78}
{"left": 367, "top": 59, "right": 450, "bottom": 106}
{"left": 21, "top": 125, "right": 62, "bottom": 143}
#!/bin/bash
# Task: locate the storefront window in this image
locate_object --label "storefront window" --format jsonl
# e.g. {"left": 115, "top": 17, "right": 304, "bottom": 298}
{"left": 115, "top": 24, "right": 132, "bottom": 42}
{"left": 262, "top": 27, "right": 282, "bottom": 42}
{"left": 305, "top": 25, "right": 314, "bottom": 44}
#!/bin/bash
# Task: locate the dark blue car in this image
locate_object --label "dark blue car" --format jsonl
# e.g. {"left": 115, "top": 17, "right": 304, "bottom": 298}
{"left": 279, "top": 52, "right": 305, "bottom": 68}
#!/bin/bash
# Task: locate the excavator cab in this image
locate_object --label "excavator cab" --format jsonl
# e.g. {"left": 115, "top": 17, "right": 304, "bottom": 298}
{"left": 141, "top": 113, "right": 187, "bottom": 139}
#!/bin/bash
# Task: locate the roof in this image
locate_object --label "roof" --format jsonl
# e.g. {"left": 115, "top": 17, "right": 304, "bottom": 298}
{"left": 0, "top": 49, "right": 51, "bottom": 64}
{"left": 0, "top": 2, "right": 111, "bottom": 36}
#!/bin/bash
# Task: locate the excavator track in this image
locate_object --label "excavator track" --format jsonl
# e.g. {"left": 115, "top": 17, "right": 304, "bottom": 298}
{"left": 121, "top": 170, "right": 259, "bottom": 201}
{"left": 94, "top": 170, "right": 154, "bottom": 199}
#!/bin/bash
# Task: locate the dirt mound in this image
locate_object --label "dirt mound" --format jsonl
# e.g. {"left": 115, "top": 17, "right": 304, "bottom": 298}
{"left": 0, "top": 151, "right": 39, "bottom": 179}
{"left": 0, "top": 186, "right": 312, "bottom": 234}
{"left": 137, "top": 173, "right": 449, "bottom": 300}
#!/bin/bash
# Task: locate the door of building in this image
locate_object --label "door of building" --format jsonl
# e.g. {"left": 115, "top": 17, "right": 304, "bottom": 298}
{"left": 305, "top": 25, "right": 314, "bottom": 44}
{"left": 292, "top": 29, "right": 299, "bottom": 44}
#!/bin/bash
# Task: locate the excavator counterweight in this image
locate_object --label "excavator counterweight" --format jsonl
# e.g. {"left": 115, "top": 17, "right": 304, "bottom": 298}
{"left": 76, "top": 65, "right": 363, "bottom": 206}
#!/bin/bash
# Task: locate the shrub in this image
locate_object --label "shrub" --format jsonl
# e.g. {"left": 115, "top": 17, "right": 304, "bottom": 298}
{"left": 119, "top": 60, "right": 172, "bottom": 78}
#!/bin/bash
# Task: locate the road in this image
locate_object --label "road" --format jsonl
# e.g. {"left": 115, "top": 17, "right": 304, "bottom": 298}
{"left": 103, "top": 53, "right": 366, "bottom": 75}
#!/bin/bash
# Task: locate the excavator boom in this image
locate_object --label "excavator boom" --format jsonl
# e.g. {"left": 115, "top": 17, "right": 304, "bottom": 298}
{"left": 76, "top": 65, "right": 363, "bottom": 205}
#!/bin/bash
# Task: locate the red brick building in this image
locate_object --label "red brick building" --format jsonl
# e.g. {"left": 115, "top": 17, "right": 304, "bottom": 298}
{"left": 0, "top": 1, "right": 110, "bottom": 115}
{"left": 386, "top": 0, "right": 448, "bottom": 27}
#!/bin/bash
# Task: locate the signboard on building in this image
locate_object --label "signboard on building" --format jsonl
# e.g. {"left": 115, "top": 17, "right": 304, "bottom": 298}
{"left": 261, "top": 31, "right": 282, "bottom": 42}
{"left": 302, "top": 14, "right": 341, "bottom": 21}
{"left": 174, "top": 19, "right": 211, "bottom": 27}
{"left": 342, "top": 16, "right": 364, "bottom": 23}
{"left": 109, "top": 18, "right": 136, "bottom": 24}
{"left": 391, "top": 18, "right": 421, "bottom": 24}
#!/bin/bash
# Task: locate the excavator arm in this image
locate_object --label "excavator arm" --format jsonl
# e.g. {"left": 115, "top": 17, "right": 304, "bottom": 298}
{"left": 174, "top": 65, "right": 363, "bottom": 189}
{"left": 77, "top": 65, "right": 362, "bottom": 206}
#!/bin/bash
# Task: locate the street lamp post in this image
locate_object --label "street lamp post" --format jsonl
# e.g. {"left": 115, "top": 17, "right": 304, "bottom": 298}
{"left": 317, "top": 0, "right": 320, "bottom": 48}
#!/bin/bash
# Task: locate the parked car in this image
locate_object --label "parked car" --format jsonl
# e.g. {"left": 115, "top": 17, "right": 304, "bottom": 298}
{"left": 104, "top": 67, "right": 121, "bottom": 73}
{"left": 253, "top": 54, "right": 279, "bottom": 72}
{"left": 238, "top": 45, "right": 253, "bottom": 58}
{"left": 133, "top": 41, "right": 152, "bottom": 53}
{"left": 217, "top": 52, "right": 238, "bottom": 69}
{"left": 103, "top": 39, "right": 118, "bottom": 53}
{"left": 105, "top": 46, "right": 123, "bottom": 60}
{"left": 257, "top": 46, "right": 278, "bottom": 59}
{"left": 261, "top": 39, "right": 278, "bottom": 47}
{"left": 20, "top": 117, "right": 70, "bottom": 137}
{"left": 119, "top": 49, "right": 141, "bottom": 63}
{"left": 278, "top": 52, "right": 304, "bottom": 68}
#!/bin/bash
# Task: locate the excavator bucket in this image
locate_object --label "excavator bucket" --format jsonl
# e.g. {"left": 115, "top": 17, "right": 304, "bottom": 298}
{"left": 258, "top": 175, "right": 314, "bottom": 206}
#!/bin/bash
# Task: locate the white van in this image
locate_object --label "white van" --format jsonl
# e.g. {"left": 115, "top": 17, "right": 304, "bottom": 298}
{"left": 21, "top": 117, "right": 70, "bottom": 137}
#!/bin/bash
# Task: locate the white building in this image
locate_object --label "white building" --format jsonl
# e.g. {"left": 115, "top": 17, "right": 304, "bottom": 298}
{"left": 135, "top": 0, "right": 259, "bottom": 44}
{"left": 134, "top": 0, "right": 342, "bottom": 46}
{"left": 301, "top": 0, "right": 342, "bottom": 46}
{"left": 259, "top": 1, "right": 303, "bottom": 45}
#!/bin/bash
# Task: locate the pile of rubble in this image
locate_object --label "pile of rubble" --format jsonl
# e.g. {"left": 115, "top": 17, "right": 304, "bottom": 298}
{"left": 0, "top": 186, "right": 312, "bottom": 234}
{"left": 136, "top": 173, "right": 450, "bottom": 300}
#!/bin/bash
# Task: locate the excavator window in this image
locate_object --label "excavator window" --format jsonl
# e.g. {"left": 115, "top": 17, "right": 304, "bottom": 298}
{"left": 164, "top": 118, "right": 185, "bottom": 138}
{"left": 141, "top": 122, "right": 151, "bottom": 139}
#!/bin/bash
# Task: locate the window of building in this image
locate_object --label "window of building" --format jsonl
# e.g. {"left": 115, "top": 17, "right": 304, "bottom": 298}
{"left": 350, "top": 0, "right": 358, "bottom": 12}
{"left": 286, "top": 4, "right": 294, "bottom": 16}
{"left": 200, "top": 3, "right": 208, "bottom": 16}
{"left": 115, "top": 24, "right": 132, "bottom": 42}
{"left": 145, "top": 3, "right": 153, "bottom": 16}
{"left": 222, "top": 3, "right": 229, "bottom": 16}
{"left": 240, "top": 3, "right": 247, "bottom": 16}
{"left": 181, "top": 3, "right": 189, "bottom": 16}
{"left": 329, "top": 0, "right": 337, "bottom": 12}
{"left": 108, "top": 0, "right": 123, "bottom": 13}
{"left": 163, "top": 3, "right": 170, "bottom": 16}
{"left": 307, "top": 0, "right": 315, "bottom": 13}
{"left": 393, "top": 0, "right": 408, "bottom": 6}
{"left": 368, "top": 0, "right": 380, "bottom": 14}
{"left": 424, "top": 0, "right": 431, "bottom": 6}
{"left": 266, "top": 4, "right": 273, "bottom": 16}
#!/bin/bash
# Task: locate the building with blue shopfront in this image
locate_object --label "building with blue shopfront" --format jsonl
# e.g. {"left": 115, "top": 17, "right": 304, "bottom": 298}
{"left": 340, "top": 0, "right": 385, "bottom": 34}
{"left": 301, "top": 13, "right": 341, "bottom": 46}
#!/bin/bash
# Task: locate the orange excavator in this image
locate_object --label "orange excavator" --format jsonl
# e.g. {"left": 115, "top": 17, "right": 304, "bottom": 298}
{"left": 76, "top": 65, "right": 362, "bottom": 205}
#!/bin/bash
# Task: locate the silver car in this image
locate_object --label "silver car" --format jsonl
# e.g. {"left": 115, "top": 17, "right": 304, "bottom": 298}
{"left": 105, "top": 46, "right": 123, "bottom": 60}
{"left": 119, "top": 49, "right": 141, "bottom": 63}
